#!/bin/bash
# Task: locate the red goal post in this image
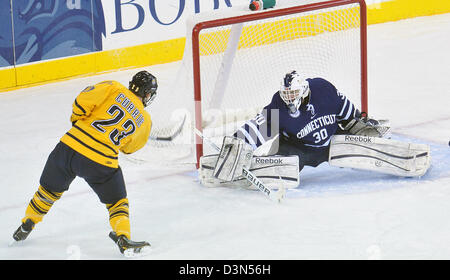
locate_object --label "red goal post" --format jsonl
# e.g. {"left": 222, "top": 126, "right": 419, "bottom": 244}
{"left": 191, "top": 0, "right": 368, "bottom": 167}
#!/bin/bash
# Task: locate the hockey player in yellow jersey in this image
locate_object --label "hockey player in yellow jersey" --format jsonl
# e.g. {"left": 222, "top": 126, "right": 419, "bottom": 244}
{"left": 13, "top": 71, "right": 158, "bottom": 257}
{"left": 62, "top": 79, "right": 151, "bottom": 168}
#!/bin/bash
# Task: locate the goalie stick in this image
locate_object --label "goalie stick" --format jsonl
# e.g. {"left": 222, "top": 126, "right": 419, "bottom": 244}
{"left": 194, "top": 128, "right": 286, "bottom": 203}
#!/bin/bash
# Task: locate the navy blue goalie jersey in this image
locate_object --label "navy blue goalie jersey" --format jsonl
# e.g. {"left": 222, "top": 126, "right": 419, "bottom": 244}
{"left": 234, "top": 77, "right": 358, "bottom": 150}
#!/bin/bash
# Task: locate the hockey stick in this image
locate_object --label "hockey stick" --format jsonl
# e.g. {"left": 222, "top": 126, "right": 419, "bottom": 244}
{"left": 122, "top": 114, "right": 188, "bottom": 165}
{"left": 194, "top": 128, "right": 286, "bottom": 203}
{"left": 148, "top": 114, "right": 187, "bottom": 141}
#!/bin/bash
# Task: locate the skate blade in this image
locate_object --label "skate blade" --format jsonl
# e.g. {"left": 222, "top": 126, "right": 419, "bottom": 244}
{"left": 123, "top": 245, "right": 152, "bottom": 258}
{"left": 8, "top": 240, "right": 24, "bottom": 247}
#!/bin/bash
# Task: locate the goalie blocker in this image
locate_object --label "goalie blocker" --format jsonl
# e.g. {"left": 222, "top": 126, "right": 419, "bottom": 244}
{"left": 329, "top": 135, "right": 431, "bottom": 177}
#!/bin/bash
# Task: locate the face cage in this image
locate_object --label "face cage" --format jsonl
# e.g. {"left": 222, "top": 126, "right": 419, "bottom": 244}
{"left": 142, "top": 88, "right": 157, "bottom": 107}
{"left": 280, "top": 89, "right": 301, "bottom": 104}
{"left": 280, "top": 86, "right": 310, "bottom": 113}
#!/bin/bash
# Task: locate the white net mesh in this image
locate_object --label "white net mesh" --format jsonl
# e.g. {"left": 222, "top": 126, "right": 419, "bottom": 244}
{"left": 134, "top": 0, "right": 366, "bottom": 165}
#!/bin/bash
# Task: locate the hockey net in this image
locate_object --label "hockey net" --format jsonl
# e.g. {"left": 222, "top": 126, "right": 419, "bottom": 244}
{"left": 129, "top": 0, "right": 368, "bottom": 167}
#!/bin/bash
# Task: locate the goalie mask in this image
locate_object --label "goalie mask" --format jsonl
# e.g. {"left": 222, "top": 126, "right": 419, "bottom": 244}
{"left": 129, "top": 71, "right": 158, "bottom": 107}
{"left": 279, "top": 71, "right": 310, "bottom": 114}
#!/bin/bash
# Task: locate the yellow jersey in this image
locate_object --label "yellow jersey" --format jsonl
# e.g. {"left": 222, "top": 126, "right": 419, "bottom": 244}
{"left": 61, "top": 81, "right": 152, "bottom": 168}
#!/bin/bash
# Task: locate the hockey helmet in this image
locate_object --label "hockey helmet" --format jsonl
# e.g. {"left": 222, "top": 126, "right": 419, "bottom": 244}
{"left": 279, "top": 70, "right": 310, "bottom": 114}
{"left": 129, "top": 71, "right": 158, "bottom": 107}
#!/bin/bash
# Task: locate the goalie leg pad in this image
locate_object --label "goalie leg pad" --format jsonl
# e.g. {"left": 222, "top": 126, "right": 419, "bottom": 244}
{"left": 329, "top": 135, "right": 431, "bottom": 177}
{"left": 199, "top": 155, "right": 300, "bottom": 189}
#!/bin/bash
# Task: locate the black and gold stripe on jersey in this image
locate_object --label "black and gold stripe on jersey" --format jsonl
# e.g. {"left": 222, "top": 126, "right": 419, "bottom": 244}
{"left": 73, "top": 98, "right": 86, "bottom": 115}
{"left": 61, "top": 123, "right": 119, "bottom": 168}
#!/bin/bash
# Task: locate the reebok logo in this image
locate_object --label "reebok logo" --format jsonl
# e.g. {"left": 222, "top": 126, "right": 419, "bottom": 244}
{"left": 255, "top": 158, "right": 283, "bottom": 165}
{"left": 345, "top": 135, "right": 373, "bottom": 143}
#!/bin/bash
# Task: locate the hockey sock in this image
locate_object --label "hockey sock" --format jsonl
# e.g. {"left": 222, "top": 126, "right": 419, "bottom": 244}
{"left": 106, "top": 198, "right": 131, "bottom": 240}
{"left": 22, "top": 185, "right": 63, "bottom": 225}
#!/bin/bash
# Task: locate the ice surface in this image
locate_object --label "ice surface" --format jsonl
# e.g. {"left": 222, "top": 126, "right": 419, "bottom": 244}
{"left": 1, "top": 13, "right": 450, "bottom": 260}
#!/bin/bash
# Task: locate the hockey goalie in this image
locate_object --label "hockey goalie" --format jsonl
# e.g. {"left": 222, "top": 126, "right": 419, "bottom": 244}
{"left": 199, "top": 71, "right": 431, "bottom": 191}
